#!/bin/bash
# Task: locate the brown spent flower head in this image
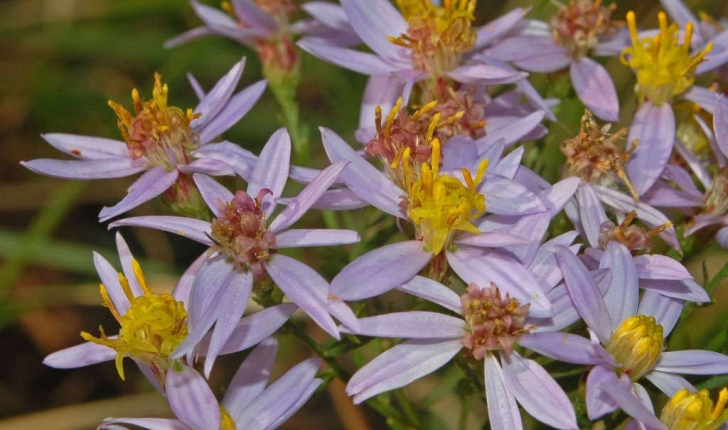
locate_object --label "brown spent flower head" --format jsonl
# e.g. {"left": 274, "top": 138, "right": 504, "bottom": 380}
{"left": 598, "top": 210, "right": 673, "bottom": 253}
{"left": 461, "top": 283, "right": 531, "bottom": 359}
{"left": 561, "top": 109, "right": 639, "bottom": 201}
{"left": 550, "top": 0, "right": 622, "bottom": 58}
{"left": 210, "top": 189, "right": 277, "bottom": 276}
{"left": 108, "top": 73, "right": 201, "bottom": 170}
{"left": 366, "top": 80, "right": 486, "bottom": 166}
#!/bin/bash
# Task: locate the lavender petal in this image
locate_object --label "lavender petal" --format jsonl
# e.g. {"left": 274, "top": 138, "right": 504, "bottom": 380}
{"left": 99, "top": 167, "right": 179, "bottom": 222}
{"left": 570, "top": 57, "right": 619, "bottom": 122}
{"left": 331, "top": 240, "right": 431, "bottom": 301}
{"left": 265, "top": 254, "right": 339, "bottom": 339}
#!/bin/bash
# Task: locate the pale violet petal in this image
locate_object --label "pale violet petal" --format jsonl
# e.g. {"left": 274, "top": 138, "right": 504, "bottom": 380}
{"left": 446, "top": 248, "right": 552, "bottom": 318}
{"left": 340, "top": 0, "right": 407, "bottom": 62}
{"left": 396, "top": 276, "right": 462, "bottom": 314}
{"left": 637, "top": 290, "right": 683, "bottom": 337}
{"left": 340, "top": 311, "right": 465, "bottom": 339}
{"left": 269, "top": 160, "right": 349, "bottom": 232}
{"left": 501, "top": 351, "right": 578, "bottom": 430}
{"left": 43, "top": 342, "right": 116, "bottom": 368}
{"left": 215, "top": 304, "right": 297, "bottom": 356}
{"left": 99, "top": 167, "right": 179, "bottom": 222}
{"left": 166, "top": 365, "right": 220, "bottom": 430}
{"left": 570, "top": 57, "right": 619, "bottom": 122}
{"left": 331, "top": 240, "right": 431, "bottom": 301}
{"left": 222, "top": 338, "right": 278, "bottom": 418}
{"left": 654, "top": 350, "right": 728, "bottom": 375}
{"left": 265, "top": 254, "right": 339, "bottom": 339}
{"left": 519, "top": 332, "right": 601, "bottom": 365}
{"left": 626, "top": 103, "right": 675, "bottom": 196}
{"left": 203, "top": 270, "right": 253, "bottom": 377}
{"left": 599, "top": 241, "right": 639, "bottom": 325}
{"left": 193, "top": 173, "right": 234, "bottom": 218}
{"left": 485, "top": 354, "right": 523, "bottom": 429}
{"left": 247, "top": 128, "right": 291, "bottom": 210}
{"left": 346, "top": 339, "right": 462, "bottom": 404}
{"left": 40, "top": 133, "right": 128, "bottom": 159}
{"left": 21, "top": 158, "right": 146, "bottom": 180}
{"left": 274, "top": 229, "right": 360, "bottom": 248}
{"left": 197, "top": 80, "right": 267, "bottom": 144}
{"left": 555, "top": 246, "right": 612, "bottom": 342}
{"left": 298, "top": 38, "right": 398, "bottom": 75}
{"left": 109, "top": 216, "right": 213, "bottom": 246}
{"left": 193, "top": 58, "right": 245, "bottom": 130}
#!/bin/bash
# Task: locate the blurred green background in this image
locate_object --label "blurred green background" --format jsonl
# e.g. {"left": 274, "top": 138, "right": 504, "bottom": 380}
{"left": 2, "top": 0, "right": 728, "bottom": 429}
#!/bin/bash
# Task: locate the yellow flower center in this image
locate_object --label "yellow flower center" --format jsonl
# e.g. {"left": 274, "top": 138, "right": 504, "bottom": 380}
{"left": 108, "top": 73, "right": 201, "bottom": 170}
{"left": 400, "top": 138, "right": 487, "bottom": 255}
{"left": 390, "top": 0, "right": 477, "bottom": 77}
{"left": 605, "top": 315, "right": 663, "bottom": 381}
{"left": 220, "top": 405, "right": 237, "bottom": 430}
{"left": 620, "top": 11, "right": 712, "bottom": 105}
{"left": 661, "top": 388, "right": 728, "bottom": 430}
{"left": 81, "top": 259, "right": 188, "bottom": 381}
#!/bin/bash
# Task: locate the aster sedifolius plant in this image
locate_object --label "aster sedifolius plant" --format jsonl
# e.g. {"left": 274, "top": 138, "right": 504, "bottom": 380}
{"left": 19, "top": 1, "right": 728, "bottom": 429}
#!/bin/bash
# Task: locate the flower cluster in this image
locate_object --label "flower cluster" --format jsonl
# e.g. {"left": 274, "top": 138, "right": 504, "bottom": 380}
{"left": 22, "top": 0, "right": 728, "bottom": 428}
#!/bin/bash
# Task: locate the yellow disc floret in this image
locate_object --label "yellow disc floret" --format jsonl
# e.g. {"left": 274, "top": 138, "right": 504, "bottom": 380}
{"left": 108, "top": 73, "right": 201, "bottom": 169}
{"left": 605, "top": 315, "right": 663, "bottom": 381}
{"left": 621, "top": 11, "right": 712, "bottom": 105}
{"left": 661, "top": 388, "right": 728, "bottom": 430}
{"left": 81, "top": 259, "right": 188, "bottom": 380}
{"left": 390, "top": 0, "right": 477, "bottom": 76}
{"left": 404, "top": 138, "right": 487, "bottom": 255}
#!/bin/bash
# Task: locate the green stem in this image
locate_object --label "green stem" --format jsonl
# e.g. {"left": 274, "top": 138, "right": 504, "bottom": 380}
{"left": 458, "top": 394, "right": 470, "bottom": 430}
{"left": 268, "top": 80, "right": 310, "bottom": 166}
{"left": 394, "top": 389, "right": 420, "bottom": 427}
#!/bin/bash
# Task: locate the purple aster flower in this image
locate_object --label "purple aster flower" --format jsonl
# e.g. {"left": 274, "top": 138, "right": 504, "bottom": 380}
{"left": 22, "top": 59, "right": 266, "bottom": 221}
{"left": 521, "top": 247, "right": 728, "bottom": 426}
{"left": 341, "top": 275, "right": 578, "bottom": 429}
{"left": 43, "top": 233, "right": 295, "bottom": 393}
{"left": 619, "top": 11, "right": 728, "bottom": 196}
{"left": 320, "top": 128, "right": 576, "bottom": 327}
{"left": 485, "top": 0, "right": 628, "bottom": 121}
{"left": 99, "top": 337, "right": 322, "bottom": 430}
{"left": 298, "top": 0, "right": 529, "bottom": 89}
{"left": 111, "top": 128, "right": 359, "bottom": 375}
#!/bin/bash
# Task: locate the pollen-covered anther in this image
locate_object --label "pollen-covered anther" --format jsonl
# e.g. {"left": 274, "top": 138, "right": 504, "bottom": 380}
{"left": 621, "top": 11, "right": 713, "bottom": 105}
{"left": 80, "top": 260, "right": 188, "bottom": 381}
{"left": 605, "top": 315, "right": 663, "bottom": 381}
{"left": 210, "top": 189, "right": 276, "bottom": 275}
{"left": 405, "top": 139, "right": 487, "bottom": 255}
{"left": 660, "top": 387, "right": 728, "bottom": 430}
{"left": 108, "top": 73, "right": 201, "bottom": 170}
{"left": 561, "top": 110, "right": 639, "bottom": 200}
{"left": 550, "top": 0, "right": 622, "bottom": 58}
{"left": 390, "top": 0, "right": 477, "bottom": 76}
{"left": 598, "top": 210, "right": 673, "bottom": 252}
{"left": 461, "top": 283, "right": 531, "bottom": 359}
